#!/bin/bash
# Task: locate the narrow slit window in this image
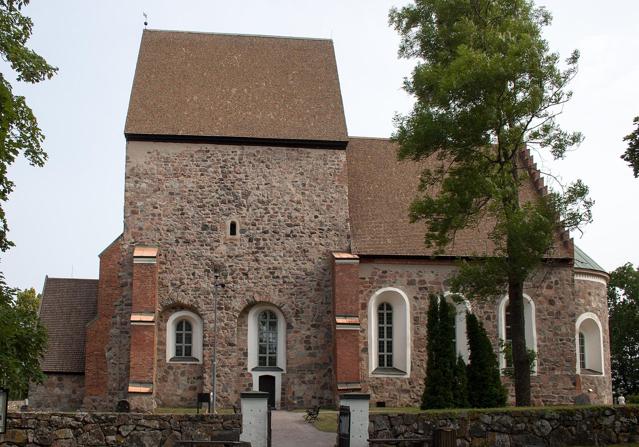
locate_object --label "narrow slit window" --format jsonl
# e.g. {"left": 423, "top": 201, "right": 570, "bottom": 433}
{"left": 229, "top": 221, "right": 238, "bottom": 237}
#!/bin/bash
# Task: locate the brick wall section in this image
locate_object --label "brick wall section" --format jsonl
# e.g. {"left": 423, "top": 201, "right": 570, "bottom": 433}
{"left": 123, "top": 141, "right": 351, "bottom": 408}
{"left": 332, "top": 256, "right": 362, "bottom": 393}
{"left": 84, "top": 236, "right": 123, "bottom": 402}
{"left": 131, "top": 261, "right": 158, "bottom": 314}
{"left": 128, "top": 324, "right": 156, "bottom": 383}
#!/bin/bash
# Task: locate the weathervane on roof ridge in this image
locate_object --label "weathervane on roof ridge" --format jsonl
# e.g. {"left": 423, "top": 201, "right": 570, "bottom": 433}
{"left": 143, "top": 12, "right": 148, "bottom": 29}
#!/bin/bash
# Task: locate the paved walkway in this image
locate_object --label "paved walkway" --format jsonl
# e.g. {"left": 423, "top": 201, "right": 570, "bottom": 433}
{"left": 271, "top": 410, "right": 335, "bottom": 447}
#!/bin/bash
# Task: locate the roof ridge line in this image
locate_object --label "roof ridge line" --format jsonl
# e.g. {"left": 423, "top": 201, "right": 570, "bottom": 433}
{"left": 144, "top": 28, "right": 333, "bottom": 42}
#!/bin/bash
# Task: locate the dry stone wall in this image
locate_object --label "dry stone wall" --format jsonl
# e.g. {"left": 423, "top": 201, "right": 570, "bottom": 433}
{"left": 369, "top": 406, "right": 639, "bottom": 446}
{"left": 123, "top": 141, "right": 351, "bottom": 408}
{"left": 0, "top": 412, "right": 241, "bottom": 447}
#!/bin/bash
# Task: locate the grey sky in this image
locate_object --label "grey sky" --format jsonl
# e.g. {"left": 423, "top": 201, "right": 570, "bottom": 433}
{"left": 3, "top": 0, "right": 638, "bottom": 291}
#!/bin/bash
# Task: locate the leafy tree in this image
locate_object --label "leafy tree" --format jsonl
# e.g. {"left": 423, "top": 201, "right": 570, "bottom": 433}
{"left": 0, "top": 0, "right": 57, "bottom": 251}
{"left": 0, "top": 281, "right": 47, "bottom": 398}
{"left": 466, "top": 312, "right": 507, "bottom": 408}
{"left": 608, "top": 263, "right": 639, "bottom": 397}
{"left": 389, "top": 0, "right": 592, "bottom": 405}
{"left": 623, "top": 117, "right": 639, "bottom": 178}
{"left": 422, "top": 296, "right": 458, "bottom": 409}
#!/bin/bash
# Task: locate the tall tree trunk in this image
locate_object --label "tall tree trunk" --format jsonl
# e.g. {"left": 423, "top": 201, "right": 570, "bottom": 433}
{"left": 508, "top": 278, "right": 531, "bottom": 406}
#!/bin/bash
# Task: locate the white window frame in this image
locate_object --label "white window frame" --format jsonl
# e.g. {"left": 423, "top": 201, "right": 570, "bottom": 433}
{"left": 445, "top": 292, "right": 471, "bottom": 363}
{"left": 498, "top": 294, "right": 537, "bottom": 374}
{"left": 368, "top": 287, "right": 411, "bottom": 378}
{"left": 166, "top": 310, "right": 203, "bottom": 364}
{"left": 247, "top": 304, "right": 286, "bottom": 408}
{"left": 575, "top": 312, "right": 605, "bottom": 376}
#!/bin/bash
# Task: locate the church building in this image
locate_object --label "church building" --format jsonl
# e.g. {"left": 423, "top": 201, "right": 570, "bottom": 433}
{"left": 29, "top": 30, "right": 612, "bottom": 411}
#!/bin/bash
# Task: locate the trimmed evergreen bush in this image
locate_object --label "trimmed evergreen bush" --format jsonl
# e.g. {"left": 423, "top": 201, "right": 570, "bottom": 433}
{"left": 466, "top": 312, "right": 508, "bottom": 408}
{"left": 422, "top": 296, "right": 462, "bottom": 409}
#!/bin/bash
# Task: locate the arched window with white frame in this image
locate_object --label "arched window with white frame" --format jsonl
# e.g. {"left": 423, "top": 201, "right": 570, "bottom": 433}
{"left": 247, "top": 304, "right": 287, "bottom": 408}
{"left": 368, "top": 287, "right": 410, "bottom": 377}
{"left": 498, "top": 295, "right": 537, "bottom": 373}
{"left": 445, "top": 293, "right": 471, "bottom": 363}
{"left": 575, "top": 312, "right": 604, "bottom": 375}
{"left": 166, "top": 310, "right": 203, "bottom": 363}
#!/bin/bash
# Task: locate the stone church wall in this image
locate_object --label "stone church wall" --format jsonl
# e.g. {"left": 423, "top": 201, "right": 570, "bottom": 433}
{"left": 28, "top": 374, "right": 85, "bottom": 411}
{"left": 356, "top": 261, "right": 606, "bottom": 407}
{"left": 123, "top": 141, "right": 351, "bottom": 408}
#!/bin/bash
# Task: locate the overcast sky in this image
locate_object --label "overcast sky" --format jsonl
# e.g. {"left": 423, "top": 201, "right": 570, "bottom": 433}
{"left": 3, "top": 0, "right": 638, "bottom": 291}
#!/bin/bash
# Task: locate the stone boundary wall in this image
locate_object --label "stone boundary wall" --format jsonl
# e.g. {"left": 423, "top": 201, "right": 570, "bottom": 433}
{"left": 369, "top": 406, "right": 639, "bottom": 446}
{"left": 0, "top": 412, "right": 241, "bottom": 447}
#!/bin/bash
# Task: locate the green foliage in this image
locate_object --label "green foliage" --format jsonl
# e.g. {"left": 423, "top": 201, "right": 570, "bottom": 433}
{"left": 608, "top": 263, "right": 639, "bottom": 397}
{"left": 0, "top": 280, "right": 47, "bottom": 398}
{"left": 422, "top": 296, "right": 459, "bottom": 409}
{"left": 389, "top": 0, "right": 592, "bottom": 405}
{"left": 623, "top": 117, "right": 639, "bottom": 178}
{"left": 466, "top": 313, "right": 507, "bottom": 408}
{"left": 0, "top": 0, "right": 57, "bottom": 251}
{"left": 627, "top": 395, "right": 639, "bottom": 405}
{"left": 452, "top": 355, "right": 469, "bottom": 408}
{"left": 498, "top": 338, "right": 537, "bottom": 377}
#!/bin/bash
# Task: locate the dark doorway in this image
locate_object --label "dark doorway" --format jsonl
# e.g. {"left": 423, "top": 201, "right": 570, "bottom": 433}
{"left": 258, "top": 375, "right": 276, "bottom": 408}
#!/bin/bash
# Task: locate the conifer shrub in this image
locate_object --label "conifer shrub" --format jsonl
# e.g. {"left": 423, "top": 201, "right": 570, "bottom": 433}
{"left": 466, "top": 312, "right": 508, "bottom": 408}
{"left": 422, "top": 296, "right": 462, "bottom": 409}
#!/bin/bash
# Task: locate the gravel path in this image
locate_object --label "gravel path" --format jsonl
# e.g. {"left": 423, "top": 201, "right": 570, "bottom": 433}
{"left": 271, "top": 410, "right": 335, "bottom": 447}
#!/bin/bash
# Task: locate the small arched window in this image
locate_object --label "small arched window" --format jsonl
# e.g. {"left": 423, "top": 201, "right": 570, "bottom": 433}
{"left": 229, "top": 220, "right": 238, "bottom": 237}
{"left": 166, "top": 310, "right": 203, "bottom": 363}
{"left": 576, "top": 313, "right": 604, "bottom": 375}
{"left": 378, "top": 303, "right": 393, "bottom": 368}
{"left": 258, "top": 310, "right": 278, "bottom": 367}
{"left": 498, "top": 295, "right": 537, "bottom": 373}
{"left": 175, "top": 320, "right": 193, "bottom": 357}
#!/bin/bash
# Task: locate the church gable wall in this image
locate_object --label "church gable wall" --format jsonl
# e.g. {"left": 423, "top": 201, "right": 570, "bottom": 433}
{"left": 123, "top": 140, "right": 350, "bottom": 408}
{"left": 357, "top": 261, "right": 593, "bottom": 407}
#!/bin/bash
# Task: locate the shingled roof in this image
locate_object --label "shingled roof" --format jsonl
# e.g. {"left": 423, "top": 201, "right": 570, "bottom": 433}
{"left": 125, "top": 30, "right": 348, "bottom": 144}
{"left": 39, "top": 277, "right": 98, "bottom": 373}
{"left": 346, "top": 137, "right": 573, "bottom": 259}
{"left": 574, "top": 245, "right": 607, "bottom": 273}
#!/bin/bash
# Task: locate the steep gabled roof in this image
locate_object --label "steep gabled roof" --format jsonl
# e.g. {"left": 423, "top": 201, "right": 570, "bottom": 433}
{"left": 346, "top": 137, "right": 572, "bottom": 258}
{"left": 39, "top": 277, "right": 98, "bottom": 373}
{"left": 125, "top": 30, "right": 348, "bottom": 144}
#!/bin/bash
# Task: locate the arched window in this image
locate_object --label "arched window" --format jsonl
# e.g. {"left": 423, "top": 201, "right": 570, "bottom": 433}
{"left": 498, "top": 295, "right": 537, "bottom": 373}
{"left": 576, "top": 313, "right": 604, "bottom": 375}
{"left": 166, "top": 310, "right": 203, "bottom": 363}
{"left": 258, "top": 310, "right": 278, "bottom": 367}
{"left": 175, "top": 320, "right": 193, "bottom": 357}
{"left": 246, "top": 304, "right": 287, "bottom": 408}
{"left": 445, "top": 293, "right": 471, "bottom": 363}
{"left": 368, "top": 288, "right": 410, "bottom": 377}
{"left": 378, "top": 303, "right": 393, "bottom": 368}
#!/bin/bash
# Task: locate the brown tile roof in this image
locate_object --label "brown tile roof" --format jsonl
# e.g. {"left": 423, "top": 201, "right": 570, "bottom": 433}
{"left": 125, "top": 30, "right": 348, "bottom": 143}
{"left": 346, "top": 137, "right": 572, "bottom": 258}
{"left": 39, "top": 277, "right": 98, "bottom": 373}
